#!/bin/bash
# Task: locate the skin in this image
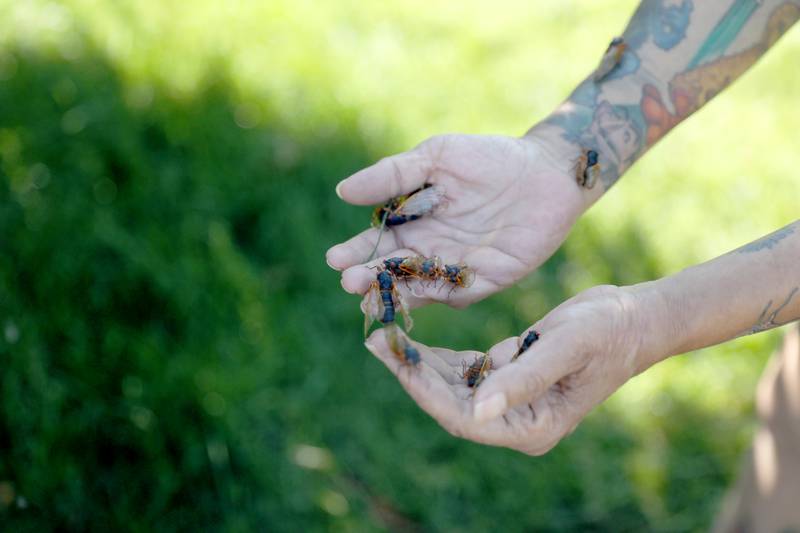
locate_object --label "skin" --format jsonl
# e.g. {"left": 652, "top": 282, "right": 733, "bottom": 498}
{"left": 327, "top": 0, "right": 800, "bottom": 454}
{"left": 366, "top": 222, "right": 800, "bottom": 454}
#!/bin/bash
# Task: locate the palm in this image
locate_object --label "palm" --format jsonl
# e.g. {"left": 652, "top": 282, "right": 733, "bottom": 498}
{"left": 366, "top": 326, "right": 578, "bottom": 456}
{"left": 365, "top": 285, "right": 646, "bottom": 455}
{"left": 328, "top": 134, "right": 589, "bottom": 308}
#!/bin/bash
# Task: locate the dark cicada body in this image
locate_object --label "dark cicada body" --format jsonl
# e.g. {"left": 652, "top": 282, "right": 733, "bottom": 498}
{"left": 362, "top": 269, "right": 413, "bottom": 336}
{"left": 443, "top": 263, "right": 475, "bottom": 288}
{"left": 402, "top": 344, "right": 420, "bottom": 366}
{"left": 383, "top": 257, "right": 412, "bottom": 278}
{"left": 397, "top": 255, "right": 443, "bottom": 282}
{"left": 371, "top": 184, "right": 446, "bottom": 229}
{"left": 511, "top": 329, "right": 540, "bottom": 362}
{"left": 385, "top": 323, "right": 420, "bottom": 367}
{"left": 376, "top": 270, "right": 397, "bottom": 324}
{"left": 576, "top": 149, "right": 600, "bottom": 189}
{"left": 462, "top": 354, "right": 492, "bottom": 389}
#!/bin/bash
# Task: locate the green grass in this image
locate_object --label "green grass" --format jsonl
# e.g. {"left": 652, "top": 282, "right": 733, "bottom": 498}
{"left": 0, "top": 1, "right": 798, "bottom": 530}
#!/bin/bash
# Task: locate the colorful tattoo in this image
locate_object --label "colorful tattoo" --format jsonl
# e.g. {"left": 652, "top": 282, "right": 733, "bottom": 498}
{"left": 688, "top": 0, "right": 762, "bottom": 69}
{"left": 643, "top": 2, "right": 800, "bottom": 146}
{"left": 537, "top": 0, "right": 800, "bottom": 191}
{"left": 627, "top": 0, "right": 693, "bottom": 50}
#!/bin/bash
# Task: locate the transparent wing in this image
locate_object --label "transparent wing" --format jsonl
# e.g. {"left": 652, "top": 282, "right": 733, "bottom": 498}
{"left": 394, "top": 184, "right": 446, "bottom": 217}
{"left": 384, "top": 323, "right": 401, "bottom": 356}
{"left": 593, "top": 53, "right": 618, "bottom": 82}
{"left": 361, "top": 283, "right": 383, "bottom": 336}
{"left": 392, "top": 285, "right": 414, "bottom": 333}
{"left": 459, "top": 266, "right": 476, "bottom": 288}
{"left": 584, "top": 165, "right": 600, "bottom": 189}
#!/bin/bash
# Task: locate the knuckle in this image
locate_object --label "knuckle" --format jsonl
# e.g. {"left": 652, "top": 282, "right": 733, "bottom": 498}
{"left": 520, "top": 371, "right": 547, "bottom": 399}
{"left": 442, "top": 421, "right": 465, "bottom": 439}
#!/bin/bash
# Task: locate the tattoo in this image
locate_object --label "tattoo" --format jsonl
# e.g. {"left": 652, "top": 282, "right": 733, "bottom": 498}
{"left": 737, "top": 224, "right": 796, "bottom": 253}
{"left": 538, "top": 0, "right": 800, "bottom": 191}
{"left": 749, "top": 287, "right": 799, "bottom": 334}
{"left": 628, "top": 0, "right": 694, "bottom": 51}
{"left": 688, "top": 0, "right": 762, "bottom": 69}
{"left": 642, "top": 2, "right": 800, "bottom": 147}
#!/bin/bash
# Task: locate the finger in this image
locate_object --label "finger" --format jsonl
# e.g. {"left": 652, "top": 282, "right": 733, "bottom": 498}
{"left": 365, "top": 329, "right": 466, "bottom": 428}
{"left": 364, "top": 329, "right": 521, "bottom": 444}
{"left": 326, "top": 228, "right": 400, "bottom": 271}
{"left": 472, "top": 326, "right": 583, "bottom": 423}
{"left": 340, "top": 249, "right": 418, "bottom": 295}
{"left": 366, "top": 329, "right": 574, "bottom": 450}
{"left": 486, "top": 337, "right": 519, "bottom": 367}
{"left": 336, "top": 150, "right": 432, "bottom": 205}
{"left": 343, "top": 258, "right": 496, "bottom": 311}
{"left": 431, "top": 348, "right": 485, "bottom": 369}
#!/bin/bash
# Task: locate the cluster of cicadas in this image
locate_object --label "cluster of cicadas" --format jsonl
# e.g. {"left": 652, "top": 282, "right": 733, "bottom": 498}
{"left": 362, "top": 254, "right": 475, "bottom": 366}
{"left": 357, "top": 35, "right": 627, "bottom": 384}
{"left": 361, "top": 184, "right": 540, "bottom": 391}
{"left": 575, "top": 36, "right": 628, "bottom": 190}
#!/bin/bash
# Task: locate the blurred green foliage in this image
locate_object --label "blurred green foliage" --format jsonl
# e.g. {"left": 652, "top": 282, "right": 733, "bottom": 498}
{"left": 0, "top": 1, "right": 798, "bottom": 531}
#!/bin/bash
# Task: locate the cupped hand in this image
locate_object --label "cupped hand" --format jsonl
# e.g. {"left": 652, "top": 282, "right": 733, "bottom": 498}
{"left": 326, "top": 133, "right": 594, "bottom": 309}
{"left": 365, "top": 285, "right": 661, "bottom": 455}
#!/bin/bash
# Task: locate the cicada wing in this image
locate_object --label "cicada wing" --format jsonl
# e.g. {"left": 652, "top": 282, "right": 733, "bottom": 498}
{"left": 511, "top": 337, "right": 525, "bottom": 362}
{"left": 361, "top": 283, "right": 382, "bottom": 337}
{"left": 584, "top": 164, "right": 600, "bottom": 189}
{"left": 397, "top": 256, "right": 420, "bottom": 277}
{"left": 593, "top": 41, "right": 625, "bottom": 82}
{"left": 574, "top": 156, "right": 588, "bottom": 186}
{"left": 384, "top": 323, "right": 402, "bottom": 359}
{"left": 392, "top": 286, "right": 414, "bottom": 333}
{"left": 394, "top": 184, "right": 446, "bottom": 218}
{"left": 593, "top": 53, "right": 617, "bottom": 82}
{"left": 371, "top": 207, "right": 387, "bottom": 228}
{"left": 459, "top": 266, "right": 476, "bottom": 288}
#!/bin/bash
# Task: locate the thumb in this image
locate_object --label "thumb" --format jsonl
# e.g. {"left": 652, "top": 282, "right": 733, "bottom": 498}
{"left": 472, "top": 326, "right": 583, "bottom": 423}
{"left": 336, "top": 150, "right": 432, "bottom": 206}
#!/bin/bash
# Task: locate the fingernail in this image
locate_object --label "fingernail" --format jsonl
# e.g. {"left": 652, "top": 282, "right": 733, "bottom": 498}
{"left": 364, "top": 341, "right": 376, "bottom": 352}
{"left": 335, "top": 180, "right": 345, "bottom": 199}
{"left": 473, "top": 393, "right": 507, "bottom": 423}
{"left": 325, "top": 249, "right": 338, "bottom": 270}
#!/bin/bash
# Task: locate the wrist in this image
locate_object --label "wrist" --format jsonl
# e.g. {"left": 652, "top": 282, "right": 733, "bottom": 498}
{"left": 520, "top": 124, "right": 605, "bottom": 214}
{"left": 527, "top": 72, "right": 650, "bottom": 194}
{"left": 624, "top": 278, "right": 687, "bottom": 373}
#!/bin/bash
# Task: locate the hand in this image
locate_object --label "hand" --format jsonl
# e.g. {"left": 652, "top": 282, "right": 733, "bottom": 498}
{"left": 326, "top": 132, "right": 593, "bottom": 308}
{"left": 365, "top": 285, "right": 660, "bottom": 455}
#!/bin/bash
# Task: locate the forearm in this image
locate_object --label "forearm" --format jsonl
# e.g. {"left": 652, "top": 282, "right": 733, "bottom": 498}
{"left": 633, "top": 220, "right": 800, "bottom": 370}
{"left": 526, "top": 0, "right": 800, "bottom": 193}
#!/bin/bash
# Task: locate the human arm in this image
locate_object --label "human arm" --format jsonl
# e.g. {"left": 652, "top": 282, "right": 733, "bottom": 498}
{"left": 530, "top": 0, "right": 800, "bottom": 191}
{"left": 327, "top": 1, "right": 800, "bottom": 308}
{"left": 363, "top": 221, "right": 800, "bottom": 454}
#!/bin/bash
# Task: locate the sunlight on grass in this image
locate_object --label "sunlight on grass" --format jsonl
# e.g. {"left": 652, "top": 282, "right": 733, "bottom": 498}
{"left": 2, "top": 0, "right": 798, "bottom": 529}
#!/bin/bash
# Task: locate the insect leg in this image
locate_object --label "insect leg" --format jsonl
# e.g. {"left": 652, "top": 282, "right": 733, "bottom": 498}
{"left": 365, "top": 209, "right": 390, "bottom": 262}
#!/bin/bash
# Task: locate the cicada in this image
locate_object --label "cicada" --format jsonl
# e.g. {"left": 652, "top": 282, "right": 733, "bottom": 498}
{"left": 367, "top": 184, "right": 446, "bottom": 261}
{"left": 362, "top": 269, "right": 413, "bottom": 336}
{"left": 385, "top": 323, "right": 421, "bottom": 367}
{"left": 593, "top": 36, "right": 626, "bottom": 82}
{"left": 511, "top": 329, "right": 540, "bottom": 362}
{"left": 461, "top": 353, "right": 492, "bottom": 389}
{"left": 372, "top": 184, "right": 446, "bottom": 228}
{"left": 575, "top": 149, "right": 600, "bottom": 189}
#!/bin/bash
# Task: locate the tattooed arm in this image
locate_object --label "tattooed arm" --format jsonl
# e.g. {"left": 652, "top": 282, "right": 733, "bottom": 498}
{"left": 359, "top": 220, "right": 800, "bottom": 454}
{"left": 530, "top": 0, "right": 800, "bottom": 194}
{"left": 635, "top": 220, "right": 800, "bottom": 368}
{"left": 328, "top": 0, "right": 798, "bottom": 310}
